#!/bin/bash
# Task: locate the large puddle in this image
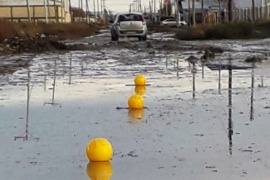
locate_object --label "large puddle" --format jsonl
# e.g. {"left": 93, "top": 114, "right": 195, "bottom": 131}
{"left": 1, "top": 38, "right": 270, "bottom": 179}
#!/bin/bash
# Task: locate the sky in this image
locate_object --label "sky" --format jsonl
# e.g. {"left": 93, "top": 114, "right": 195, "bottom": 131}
{"left": 70, "top": 0, "right": 162, "bottom": 13}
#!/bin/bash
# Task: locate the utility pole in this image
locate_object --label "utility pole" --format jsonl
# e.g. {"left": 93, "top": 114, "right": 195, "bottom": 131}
{"left": 218, "top": 0, "right": 222, "bottom": 22}
{"left": 97, "top": 0, "right": 100, "bottom": 18}
{"left": 252, "top": 0, "right": 255, "bottom": 22}
{"left": 166, "top": 0, "right": 168, "bottom": 16}
{"left": 188, "top": 0, "right": 191, "bottom": 26}
{"left": 265, "top": 0, "right": 269, "bottom": 19}
{"left": 46, "top": 0, "right": 51, "bottom": 22}
{"left": 86, "top": 0, "right": 89, "bottom": 23}
{"left": 26, "top": 0, "right": 31, "bottom": 22}
{"left": 93, "top": 0, "right": 96, "bottom": 17}
{"left": 201, "top": 0, "right": 204, "bottom": 25}
{"left": 61, "top": 0, "right": 64, "bottom": 22}
{"left": 176, "top": 0, "right": 180, "bottom": 27}
{"left": 228, "top": 0, "right": 233, "bottom": 22}
{"left": 54, "top": 0, "right": 58, "bottom": 22}
{"left": 192, "top": 0, "right": 196, "bottom": 26}
{"left": 100, "top": 0, "right": 103, "bottom": 12}
{"left": 44, "top": 0, "right": 48, "bottom": 23}
{"left": 154, "top": 0, "right": 156, "bottom": 15}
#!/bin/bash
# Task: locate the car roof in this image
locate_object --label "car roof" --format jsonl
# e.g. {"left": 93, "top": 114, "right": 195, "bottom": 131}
{"left": 116, "top": 12, "right": 143, "bottom": 16}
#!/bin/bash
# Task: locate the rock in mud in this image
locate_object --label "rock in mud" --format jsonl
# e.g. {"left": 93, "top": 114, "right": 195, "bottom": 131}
{"left": 245, "top": 56, "right": 263, "bottom": 63}
{"left": 186, "top": 55, "right": 199, "bottom": 63}
{"left": 201, "top": 49, "right": 215, "bottom": 60}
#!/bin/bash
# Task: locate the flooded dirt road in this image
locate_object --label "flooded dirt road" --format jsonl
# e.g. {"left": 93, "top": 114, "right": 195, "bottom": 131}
{"left": 1, "top": 30, "right": 270, "bottom": 180}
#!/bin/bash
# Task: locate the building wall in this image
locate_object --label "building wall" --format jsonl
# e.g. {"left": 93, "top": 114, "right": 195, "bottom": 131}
{"left": 0, "top": 0, "right": 71, "bottom": 22}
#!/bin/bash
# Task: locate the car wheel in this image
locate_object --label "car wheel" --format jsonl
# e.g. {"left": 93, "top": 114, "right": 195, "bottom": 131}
{"left": 142, "top": 35, "right": 147, "bottom": 41}
{"left": 138, "top": 37, "right": 142, "bottom": 41}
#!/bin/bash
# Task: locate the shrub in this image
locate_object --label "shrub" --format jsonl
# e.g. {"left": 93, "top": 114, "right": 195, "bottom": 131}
{"left": 204, "top": 21, "right": 253, "bottom": 39}
{"left": 175, "top": 26, "right": 205, "bottom": 40}
{"left": 0, "top": 21, "right": 100, "bottom": 42}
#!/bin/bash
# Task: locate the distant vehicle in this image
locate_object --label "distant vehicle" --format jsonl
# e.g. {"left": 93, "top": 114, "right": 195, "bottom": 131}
{"left": 159, "top": 16, "right": 176, "bottom": 22}
{"left": 109, "top": 12, "right": 147, "bottom": 41}
{"left": 160, "top": 19, "right": 187, "bottom": 27}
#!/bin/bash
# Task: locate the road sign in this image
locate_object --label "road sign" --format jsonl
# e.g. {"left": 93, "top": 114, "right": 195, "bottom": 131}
{"left": 164, "top": 0, "right": 169, "bottom": 5}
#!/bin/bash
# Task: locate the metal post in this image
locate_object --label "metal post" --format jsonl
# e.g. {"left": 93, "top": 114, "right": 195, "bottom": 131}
{"left": 25, "top": 66, "right": 30, "bottom": 141}
{"left": 52, "top": 59, "right": 57, "bottom": 104}
{"left": 69, "top": 56, "right": 72, "bottom": 85}
{"left": 218, "top": 59, "right": 221, "bottom": 94}
{"left": 176, "top": 57, "right": 179, "bottom": 79}
{"left": 228, "top": 56, "right": 233, "bottom": 155}
{"left": 202, "top": 62, "right": 204, "bottom": 79}
{"left": 192, "top": 62, "right": 196, "bottom": 99}
{"left": 261, "top": 75, "right": 264, "bottom": 87}
{"left": 250, "top": 62, "right": 255, "bottom": 121}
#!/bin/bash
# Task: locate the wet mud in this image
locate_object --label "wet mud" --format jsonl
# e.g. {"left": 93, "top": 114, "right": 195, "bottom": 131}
{"left": 0, "top": 30, "right": 270, "bottom": 180}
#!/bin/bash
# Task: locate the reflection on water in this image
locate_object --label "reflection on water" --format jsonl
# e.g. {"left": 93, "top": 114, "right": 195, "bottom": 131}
{"left": 250, "top": 63, "right": 255, "bottom": 121}
{"left": 0, "top": 49, "right": 269, "bottom": 179}
{"left": 86, "top": 161, "right": 113, "bottom": 180}
{"left": 228, "top": 57, "right": 233, "bottom": 155}
{"left": 134, "top": 86, "right": 147, "bottom": 96}
{"left": 14, "top": 66, "right": 30, "bottom": 141}
{"left": 44, "top": 58, "right": 60, "bottom": 106}
{"left": 128, "top": 109, "right": 144, "bottom": 123}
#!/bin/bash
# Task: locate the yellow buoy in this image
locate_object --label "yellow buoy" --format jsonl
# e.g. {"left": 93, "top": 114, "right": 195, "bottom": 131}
{"left": 86, "top": 161, "right": 113, "bottom": 180}
{"left": 128, "top": 109, "right": 144, "bottom": 123}
{"left": 128, "top": 94, "right": 144, "bottom": 109}
{"left": 86, "top": 138, "right": 113, "bottom": 162}
{"left": 134, "top": 85, "right": 147, "bottom": 96}
{"left": 134, "top": 75, "right": 146, "bottom": 86}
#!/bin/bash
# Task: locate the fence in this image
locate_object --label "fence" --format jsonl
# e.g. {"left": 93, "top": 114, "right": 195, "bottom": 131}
{"left": 0, "top": 5, "right": 71, "bottom": 23}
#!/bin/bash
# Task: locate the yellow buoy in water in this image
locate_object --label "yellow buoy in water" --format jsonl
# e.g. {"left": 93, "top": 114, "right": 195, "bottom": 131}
{"left": 134, "top": 75, "right": 146, "bottom": 86}
{"left": 128, "top": 94, "right": 144, "bottom": 109}
{"left": 128, "top": 109, "right": 144, "bottom": 123}
{"left": 134, "top": 85, "right": 147, "bottom": 96}
{"left": 86, "top": 138, "right": 113, "bottom": 162}
{"left": 86, "top": 161, "right": 113, "bottom": 180}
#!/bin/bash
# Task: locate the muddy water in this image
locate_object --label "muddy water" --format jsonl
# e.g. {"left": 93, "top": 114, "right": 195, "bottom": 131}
{"left": 1, "top": 32, "right": 270, "bottom": 180}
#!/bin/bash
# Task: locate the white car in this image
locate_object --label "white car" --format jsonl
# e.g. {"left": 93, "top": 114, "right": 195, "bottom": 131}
{"left": 109, "top": 12, "right": 148, "bottom": 41}
{"left": 160, "top": 19, "right": 187, "bottom": 27}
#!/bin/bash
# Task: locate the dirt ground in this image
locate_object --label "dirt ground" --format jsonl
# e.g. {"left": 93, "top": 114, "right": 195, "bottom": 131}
{"left": 0, "top": 21, "right": 103, "bottom": 55}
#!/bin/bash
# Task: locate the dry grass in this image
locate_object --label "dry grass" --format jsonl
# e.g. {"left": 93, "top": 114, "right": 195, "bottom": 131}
{"left": 175, "top": 25, "right": 206, "bottom": 40}
{"left": 0, "top": 20, "right": 100, "bottom": 42}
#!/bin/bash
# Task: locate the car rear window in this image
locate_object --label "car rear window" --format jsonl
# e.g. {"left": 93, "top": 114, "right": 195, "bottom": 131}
{"left": 118, "top": 14, "right": 143, "bottom": 22}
